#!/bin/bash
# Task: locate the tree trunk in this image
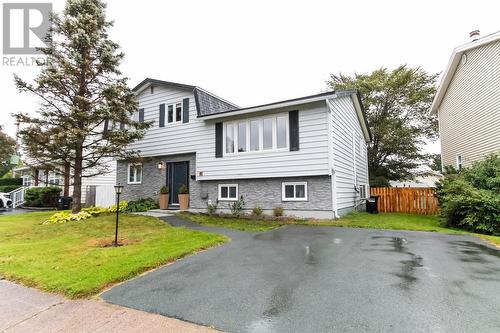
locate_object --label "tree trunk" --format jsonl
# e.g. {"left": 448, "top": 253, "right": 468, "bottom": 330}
{"left": 44, "top": 169, "right": 49, "bottom": 187}
{"left": 63, "top": 162, "right": 70, "bottom": 197}
{"left": 34, "top": 168, "right": 39, "bottom": 186}
{"left": 72, "top": 149, "right": 83, "bottom": 213}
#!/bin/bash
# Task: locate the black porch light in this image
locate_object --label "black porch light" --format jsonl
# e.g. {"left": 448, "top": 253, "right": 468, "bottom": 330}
{"left": 113, "top": 184, "right": 124, "bottom": 246}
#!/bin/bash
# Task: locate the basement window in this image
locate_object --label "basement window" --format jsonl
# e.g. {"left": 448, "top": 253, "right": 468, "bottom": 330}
{"left": 282, "top": 182, "right": 307, "bottom": 201}
{"left": 218, "top": 184, "right": 238, "bottom": 201}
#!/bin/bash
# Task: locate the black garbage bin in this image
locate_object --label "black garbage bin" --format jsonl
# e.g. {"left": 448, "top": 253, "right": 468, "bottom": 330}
{"left": 366, "top": 195, "right": 379, "bottom": 214}
{"left": 57, "top": 196, "right": 73, "bottom": 210}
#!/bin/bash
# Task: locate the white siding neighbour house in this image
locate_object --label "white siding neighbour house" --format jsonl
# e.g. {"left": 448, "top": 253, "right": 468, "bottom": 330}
{"left": 431, "top": 30, "right": 500, "bottom": 169}
{"left": 117, "top": 78, "right": 371, "bottom": 218}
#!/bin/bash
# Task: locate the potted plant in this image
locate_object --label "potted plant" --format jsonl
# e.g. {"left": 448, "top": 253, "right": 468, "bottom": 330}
{"left": 178, "top": 184, "right": 189, "bottom": 210}
{"left": 159, "top": 185, "right": 169, "bottom": 210}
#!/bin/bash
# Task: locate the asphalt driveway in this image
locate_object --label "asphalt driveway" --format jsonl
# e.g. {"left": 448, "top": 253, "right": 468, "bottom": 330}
{"left": 102, "top": 216, "right": 500, "bottom": 333}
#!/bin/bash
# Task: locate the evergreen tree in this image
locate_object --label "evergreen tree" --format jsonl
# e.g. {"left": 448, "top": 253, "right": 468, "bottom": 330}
{"left": 0, "top": 126, "right": 16, "bottom": 178}
{"left": 14, "top": 0, "right": 150, "bottom": 212}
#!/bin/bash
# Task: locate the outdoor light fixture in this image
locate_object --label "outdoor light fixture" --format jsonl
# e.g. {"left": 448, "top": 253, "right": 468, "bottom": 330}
{"left": 113, "top": 184, "right": 124, "bottom": 246}
{"left": 158, "top": 161, "right": 165, "bottom": 169}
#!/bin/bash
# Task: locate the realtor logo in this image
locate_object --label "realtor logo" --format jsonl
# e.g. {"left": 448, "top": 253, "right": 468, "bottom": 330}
{"left": 3, "top": 3, "right": 52, "bottom": 54}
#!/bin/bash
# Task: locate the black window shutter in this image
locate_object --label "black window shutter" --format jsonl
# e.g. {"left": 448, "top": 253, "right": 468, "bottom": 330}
{"left": 289, "top": 110, "right": 299, "bottom": 151}
{"left": 103, "top": 119, "right": 109, "bottom": 135}
{"left": 183, "top": 98, "right": 189, "bottom": 123}
{"left": 159, "top": 104, "right": 165, "bottom": 127}
{"left": 215, "top": 122, "right": 223, "bottom": 158}
{"left": 138, "top": 108, "right": 144, "bottom": 122}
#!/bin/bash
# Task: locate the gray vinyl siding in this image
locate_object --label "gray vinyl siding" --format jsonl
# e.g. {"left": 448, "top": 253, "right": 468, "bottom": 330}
{"left": 196, "top": 101, "right": 330, "bottom": 180}
{"left": 438, "top": 39, "right": 500, "bottom": 168}
{"left": 328, "top": 96, "right": 369, "bottom": 211}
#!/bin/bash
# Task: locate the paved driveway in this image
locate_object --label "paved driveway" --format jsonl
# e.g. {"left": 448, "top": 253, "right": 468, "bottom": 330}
{"left": 102, "top": 216, "right": 500, "bottom": 333}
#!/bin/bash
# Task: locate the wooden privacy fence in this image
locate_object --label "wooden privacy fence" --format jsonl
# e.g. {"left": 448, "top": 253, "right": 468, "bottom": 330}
{"left": 370, "top": 187, "right": 439, "bottom": 215}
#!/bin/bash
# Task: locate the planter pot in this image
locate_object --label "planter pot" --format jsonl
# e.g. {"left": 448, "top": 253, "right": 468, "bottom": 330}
{"left": 159, "top": 194, "right": 169, "bottom": 210}
{"left": 178, "top": 194, "right": 189, "bottom": 210}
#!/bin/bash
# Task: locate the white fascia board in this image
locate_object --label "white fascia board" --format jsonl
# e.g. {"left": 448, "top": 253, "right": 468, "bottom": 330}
{"left": 199, "top": 94, "right": 337, "bottom": 120}
{"left": 430, "top": 30, "right": 500, "bottom": 115}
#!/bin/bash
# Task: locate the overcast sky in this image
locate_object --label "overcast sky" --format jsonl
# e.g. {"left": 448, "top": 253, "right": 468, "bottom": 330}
{"left": 1, "top": 0, "right": 499, "bottom": 154}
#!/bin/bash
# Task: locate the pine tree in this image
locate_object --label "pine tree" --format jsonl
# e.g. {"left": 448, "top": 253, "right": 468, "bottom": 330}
{"left": 0, "top": 126, "right": 16, "bottom": 178}
{"left": 14, "top": 0, "right": 150, "bottom": 212}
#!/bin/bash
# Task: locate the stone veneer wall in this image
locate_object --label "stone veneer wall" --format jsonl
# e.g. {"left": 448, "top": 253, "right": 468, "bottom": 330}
{"left": 117, "top": 154, "right": 198, "bottom": 203}
{"left": 117, "top": 153, "right": 333, "bottom": 215}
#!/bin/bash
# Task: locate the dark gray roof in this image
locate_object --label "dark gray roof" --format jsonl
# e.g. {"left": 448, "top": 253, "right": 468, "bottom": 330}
{"left": 132, "top": 78, "right": 238, "bottom": 117}
{"left": 194, "top": 88, "right": 237, "bottom": 116}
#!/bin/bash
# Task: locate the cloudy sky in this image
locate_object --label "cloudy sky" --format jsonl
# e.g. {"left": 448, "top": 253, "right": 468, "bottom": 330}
{"left": 1, "top": 0, "right": 499, "bottom": 154}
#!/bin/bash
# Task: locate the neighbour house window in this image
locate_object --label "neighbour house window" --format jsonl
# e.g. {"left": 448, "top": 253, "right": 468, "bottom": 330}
{"left": 224, "top": 113, "right": 289, "bottom": 155}
{"left": 359, "top": 184, "right": 367, "bottom": 199}
{"left": 456, "top": 154, "right": 463, "bottom": 170}
{"left": 128, "top": 164, "right": 143, "bottom": 184}
{"left": 48, "top": 171, "right": 63, "bottom": 185}
{"left": 282, "top": 182, "right": 307, "bottom": 201}
{"left": 218, "top": 184, "right": 238, "bottom": 201}
{"left": 22, "top": 175, "right": 32, "bottom": 187}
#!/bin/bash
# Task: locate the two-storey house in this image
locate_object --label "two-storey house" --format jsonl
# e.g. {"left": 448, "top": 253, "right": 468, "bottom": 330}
{"left": 430, "top": 30, "right": 500, "bottom": 169}
{"left": 118, "top": 78, "right": 371, "bottom": 218}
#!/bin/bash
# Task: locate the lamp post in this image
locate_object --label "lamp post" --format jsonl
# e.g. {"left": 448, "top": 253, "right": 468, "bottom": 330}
{"left": 113, "top": 184, "right": 124, "bottom": 246}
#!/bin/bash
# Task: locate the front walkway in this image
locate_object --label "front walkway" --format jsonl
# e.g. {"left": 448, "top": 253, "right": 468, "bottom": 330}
{"left": 0, "top": 280, "right": 218, "bottom": 333}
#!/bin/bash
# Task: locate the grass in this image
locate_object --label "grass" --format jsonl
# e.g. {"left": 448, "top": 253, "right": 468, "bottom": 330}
{"left": 0, "top": 211, "right": 227, "bottom": 298}
{"left": 180, "top": 211, "right": 500, "bottom": 247}
{"left": 179, "top": 212, "right": 284, "bottom": 231}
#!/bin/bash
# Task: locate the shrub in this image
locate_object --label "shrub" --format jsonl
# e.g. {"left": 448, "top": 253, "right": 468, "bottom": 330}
{"left": 25, "top": 187, "right": 61, "bottom": 207}
{"left": 178, "top": 184, "right": 189, "bottom": 194}
{"left": 207, "top": 200, "right": 218, "bottom": 215}
{"left": 160, "top": 185, "right": 169, "bottom": 194}
{"left": 82, "top": 206, "right": 112, "bottom": 216}
{"left": 43, "top": 211, "right": 92, "bottom": 225}
{"left": 437, "top": 155, "right": 500, "bottom": 235}
{"left": 0, "top": 185, "right": 21, "bottom": 193}
{"left": 0, "top": 178, "right": 22, "bottom": 186}
{"left": 125, "top": 198, "right": 158, "bottom": 212}
{"left": 109, "top": 200, "right": 128, "bottom": 213}
{"left": 229, "top": 195, "right": 245, "bottom": 216}
{"left": 273, "top": 206, "right": 284, "bottom": 217}
{"left": 252, "top": 206, "right": 263, "bottom": 216}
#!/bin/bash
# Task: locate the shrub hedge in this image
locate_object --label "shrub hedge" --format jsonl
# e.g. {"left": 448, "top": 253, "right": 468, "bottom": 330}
{"left": 0, "top": 178, "right": 22, "bottom": 186}
{"left": 125, "top": 198, "right": 158, "bottom": 212}
{"left": 25, "top": 187, "right": 61, "bottom": 207}
{"left": 436, "top": 155, "right": 500, "bottom": 235}
{"left": 0, "top": 185, "right": 21, "bottom": 193}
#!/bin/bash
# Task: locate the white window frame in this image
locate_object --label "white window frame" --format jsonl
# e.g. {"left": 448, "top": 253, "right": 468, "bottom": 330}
{"left": 167, "top": 102, "right": 183, "bottom": 124}
{"left": 128, "top": 163, "right": 143, "bottom": 184}
{"left": 22, "top": 174, "right": 33, "bottom": 187}
{"left": 223, "top": 113, "right": 289, "bottom": 156}
{"left": 218, "top": 184, "right": 239, "bottom": 201}
{"left": 456, "top": 154, "right": 463, "bottom": 170}
{"left": 282, "top": 182, "right": 308, "bottom": 201}
{"left": 359, "top": 184, "right": 368, "bottom": 199}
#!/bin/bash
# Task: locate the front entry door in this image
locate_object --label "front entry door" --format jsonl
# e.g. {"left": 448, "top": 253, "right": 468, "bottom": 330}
{"left": 167, "top": 161, "right": 189, "bottom": 205}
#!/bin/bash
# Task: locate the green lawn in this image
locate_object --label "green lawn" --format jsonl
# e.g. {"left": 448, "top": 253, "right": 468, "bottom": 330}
{"left": 180, "top": 212, "right": 500, "bottom": 247}
{"left": 0, "top": 211, "right": 227, "bottom": 298}
{"left": 179, "top": 212, "right": 284, "bottom": 231}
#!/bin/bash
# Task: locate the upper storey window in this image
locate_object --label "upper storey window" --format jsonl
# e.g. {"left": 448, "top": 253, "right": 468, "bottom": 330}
{"left": 167, "top": 102, "right": 182, "bottom": 124}
{"left": 224, "top": 113, "right": 289, "bottom": 155}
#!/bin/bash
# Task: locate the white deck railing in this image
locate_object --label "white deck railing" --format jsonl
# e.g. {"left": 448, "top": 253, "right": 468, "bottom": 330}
{"left": 8, "top": 187, "right": 30, "bottom": 208}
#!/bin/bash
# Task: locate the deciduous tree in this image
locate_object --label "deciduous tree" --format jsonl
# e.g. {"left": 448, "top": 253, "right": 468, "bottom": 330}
{"left": 328, "top": 65, "right": 438, "bottom": 186}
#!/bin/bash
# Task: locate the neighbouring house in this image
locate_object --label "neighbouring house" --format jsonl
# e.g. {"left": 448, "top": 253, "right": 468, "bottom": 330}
{"left": 13, "top": 159, "right": 117, "bottom": 207}
{"left": 117, "top": 78, "right": 371, "bottom": 218}
{"left": 430, "top": 30, "right": 500, "bottom": 170}
{"left": 389, "top": 170, "right": 443, "bottom": 188}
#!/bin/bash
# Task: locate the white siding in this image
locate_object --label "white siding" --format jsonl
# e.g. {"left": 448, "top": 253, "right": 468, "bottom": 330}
{"left": 196, "top": 102, "right": 330, "bottom": 179}
{"left": 438, "top": 39, "right": 500, "bottom": 168}
{"left": 128, "top": 85, "right": 202, "bottom": 156}
{"left": 328, "top": 96, "right": 369, "bottom": 211}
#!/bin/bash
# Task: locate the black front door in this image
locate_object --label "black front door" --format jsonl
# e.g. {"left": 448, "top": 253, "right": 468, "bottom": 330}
{"left": 167, "top": 161, "right": 189, "bottom": 205}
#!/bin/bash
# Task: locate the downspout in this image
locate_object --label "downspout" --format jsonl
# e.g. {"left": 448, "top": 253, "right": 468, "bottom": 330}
{"left": 326, "top": 99, "right": 339, "bottom": 218}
